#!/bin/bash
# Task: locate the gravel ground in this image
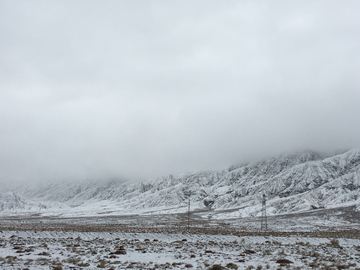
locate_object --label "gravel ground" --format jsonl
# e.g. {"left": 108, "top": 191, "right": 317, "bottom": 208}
{"left": 1, "top": 230, "right": 360, "bottom": 269}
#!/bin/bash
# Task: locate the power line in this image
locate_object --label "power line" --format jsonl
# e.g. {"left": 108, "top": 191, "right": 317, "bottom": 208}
{"left": 187, "top": 198, "right": 190, "bottom": 230}
{"left": 261, "top": 194, "right": 267, "bottom": 231}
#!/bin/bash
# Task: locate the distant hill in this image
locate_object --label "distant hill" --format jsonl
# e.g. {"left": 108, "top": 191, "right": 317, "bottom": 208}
{"left": 1, "top": 149, "right": 360, "bottom": 218}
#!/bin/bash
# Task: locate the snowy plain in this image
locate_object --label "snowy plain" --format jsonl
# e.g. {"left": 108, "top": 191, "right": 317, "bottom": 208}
{"left": 1, "top": 230, "right": 360, "bottom": 269}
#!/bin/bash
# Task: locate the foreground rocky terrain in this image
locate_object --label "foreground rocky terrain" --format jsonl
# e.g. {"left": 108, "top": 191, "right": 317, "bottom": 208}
{"left": 0, "top": 205, "right": 359, "bottom": 269}
{"left": 1, "top": 230, "right": 360, "bottom": 270}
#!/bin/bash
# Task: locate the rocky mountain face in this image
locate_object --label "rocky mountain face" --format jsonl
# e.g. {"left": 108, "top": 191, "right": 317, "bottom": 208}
{"left": 1, "top": 149, "right": 360, "bottom": 217}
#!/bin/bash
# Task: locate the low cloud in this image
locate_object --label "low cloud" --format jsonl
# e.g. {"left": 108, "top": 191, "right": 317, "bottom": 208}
{"left": 1, "top": 1, "right": 360, "bottom": 183}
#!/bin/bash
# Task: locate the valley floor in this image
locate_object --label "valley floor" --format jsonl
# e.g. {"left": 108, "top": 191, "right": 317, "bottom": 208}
{"left": 1, "top": 205, "right": 360, "bottom": 236}
{"left": 1, "top": 207, "right": 360, "bottom": 269}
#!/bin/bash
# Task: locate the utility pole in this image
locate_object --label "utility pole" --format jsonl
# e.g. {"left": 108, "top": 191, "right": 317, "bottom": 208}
{"left": 261, "top": 194, "right": 267, "bottom": 231}
{"left": 187, "top": 198, "right": 190, "bottom": 230}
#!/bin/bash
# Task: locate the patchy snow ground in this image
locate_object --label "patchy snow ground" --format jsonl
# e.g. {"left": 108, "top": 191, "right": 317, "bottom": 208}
{"left": 1, "top": 230, "right": 360, "bottom": 269}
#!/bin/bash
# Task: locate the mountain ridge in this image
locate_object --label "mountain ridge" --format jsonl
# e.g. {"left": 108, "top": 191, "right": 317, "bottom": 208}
{"left": 1, "top": 149, "right": 360, "bottom": 218}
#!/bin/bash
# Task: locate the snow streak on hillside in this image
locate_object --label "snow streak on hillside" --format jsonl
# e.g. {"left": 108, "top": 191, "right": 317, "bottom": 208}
{"left": 1, "top": 149, "right": 360, "bottom": 218}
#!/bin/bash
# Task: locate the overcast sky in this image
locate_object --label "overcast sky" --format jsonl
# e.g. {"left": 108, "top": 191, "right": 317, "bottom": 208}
{"left": 1, "top": 0, "right": 360, "bottom": 183}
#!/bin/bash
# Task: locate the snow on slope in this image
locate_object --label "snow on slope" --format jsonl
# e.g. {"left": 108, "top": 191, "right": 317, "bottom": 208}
{"left": 1, "top": 149, "right": 360, "bottom": 217}
{"left": 0, "top": 191, "right": 69, "bottom": 215}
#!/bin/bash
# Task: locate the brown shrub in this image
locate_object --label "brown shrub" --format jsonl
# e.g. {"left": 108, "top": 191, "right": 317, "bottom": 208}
{"left": 226, "top": 262, "right": 238, "bottom": 269}
{"left": 276, "top": 259, "right": 293, "bottom": 264}
{"left": 208, "top": 264, "right": 225, "bottom": 270}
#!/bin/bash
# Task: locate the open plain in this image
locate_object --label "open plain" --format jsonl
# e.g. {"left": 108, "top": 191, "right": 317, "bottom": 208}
{"left": 1, "top": 207, "right": 360, "bottom": 270}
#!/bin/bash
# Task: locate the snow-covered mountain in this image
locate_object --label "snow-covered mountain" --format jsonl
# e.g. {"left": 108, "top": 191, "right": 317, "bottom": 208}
{"left": 1, "top": 149, "right": 360, "bottom": 218}
{"left": 0, "top": 191, "right": 69, "bottom": 215}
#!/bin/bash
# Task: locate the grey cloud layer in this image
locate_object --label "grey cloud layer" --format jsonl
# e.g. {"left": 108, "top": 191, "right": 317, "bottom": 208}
{"left": 1, "top": 0, "right": 360, "bottom": 182}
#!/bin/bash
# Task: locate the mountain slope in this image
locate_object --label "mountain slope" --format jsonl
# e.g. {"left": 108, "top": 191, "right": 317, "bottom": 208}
{"left": 2, "top": 149, "right": 360, "bottom": 218}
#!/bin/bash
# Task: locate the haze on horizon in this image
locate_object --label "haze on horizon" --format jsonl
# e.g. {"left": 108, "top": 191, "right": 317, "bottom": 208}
{"left": 1, "top": 1, "right": 360, "bottom": 184}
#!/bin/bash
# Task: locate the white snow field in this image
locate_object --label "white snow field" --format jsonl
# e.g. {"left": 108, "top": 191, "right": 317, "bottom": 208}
{"left": 1, "top": 230, "right": 360, "bottom": 269}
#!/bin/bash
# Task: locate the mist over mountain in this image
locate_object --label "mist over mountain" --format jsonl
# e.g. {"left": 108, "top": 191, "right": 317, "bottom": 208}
{"left": 1, "top": 149, "right": 360, "bottom": 219}
{"left": 1, "top": 1, "right": 360, "bottom": 185}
